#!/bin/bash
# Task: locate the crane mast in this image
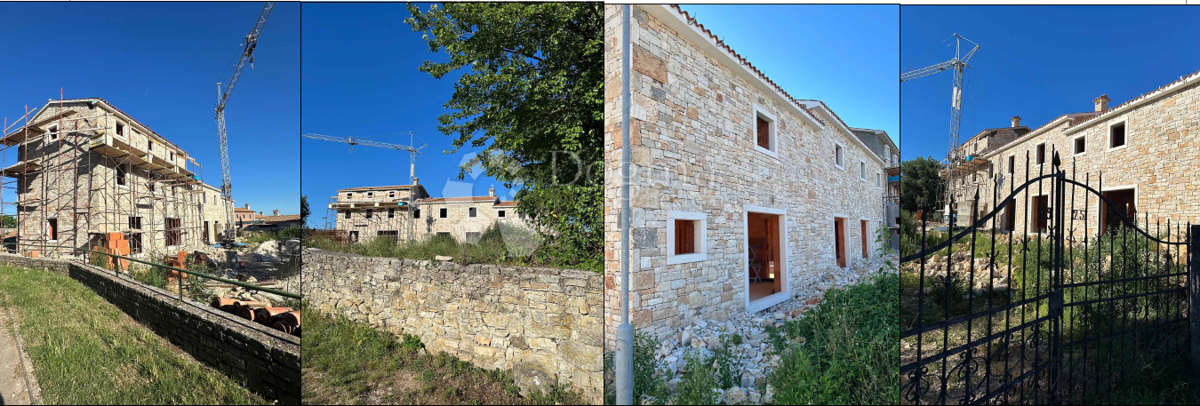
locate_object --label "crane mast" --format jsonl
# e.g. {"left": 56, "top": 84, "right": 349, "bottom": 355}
{"left": 900, "top": 33, "right": 979, "bottom": 223}
{"left": 215, "top": 1, "right": 273, "bottom": 244}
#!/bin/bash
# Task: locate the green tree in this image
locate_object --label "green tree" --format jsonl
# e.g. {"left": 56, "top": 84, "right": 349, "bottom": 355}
{"left": 0, "top": 215, "right": 14, "bottom": 229}
{"left": 900, "top": 157, "right": 943, "bottom": 214}
{"left": 300, "top": 195, "right": 311, "bottom": 225}
{"left": 407, "top": 3, "right": 603, "bottom": 270}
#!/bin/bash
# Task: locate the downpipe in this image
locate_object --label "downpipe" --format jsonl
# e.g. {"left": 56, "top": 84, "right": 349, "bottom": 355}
{"left": 615, "top": 4, "right": 635, "bottom": 405}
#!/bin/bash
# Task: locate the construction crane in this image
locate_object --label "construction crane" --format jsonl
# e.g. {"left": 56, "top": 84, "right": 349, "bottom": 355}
{"left": 901, "top": 33, "right": 979, "bottom": 223}
{"left": 214, "top": 1, "right": 274, "bottom": 246}
{"left": 301, "top": 132, "right": 426, "bottom": 239}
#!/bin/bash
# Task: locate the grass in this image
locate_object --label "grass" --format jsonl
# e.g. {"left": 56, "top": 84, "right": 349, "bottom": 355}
{"left": 767, "top": 272, "right": 900, "bottom": 405}
{"left": 302, "top": 303, "right": 582, "bottom": 405}
{"left": 241, "top": 225, "right": 305, "bottom": 246}
{"left": 304, "top": 222, "right": 599, "bottom": 272}
{"left": 0, "top": 264, "right": 266, "bottom": 404}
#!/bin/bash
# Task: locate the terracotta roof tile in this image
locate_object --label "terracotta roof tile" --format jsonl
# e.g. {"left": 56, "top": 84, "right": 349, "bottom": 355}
{"left": 1067, "top": 70, "right": 1200, "bottom": 129}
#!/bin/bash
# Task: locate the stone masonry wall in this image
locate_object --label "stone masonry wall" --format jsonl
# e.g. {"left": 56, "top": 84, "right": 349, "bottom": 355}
{"left": 963, "top": 77, "right": 1200, "bottom": 240}
{"left": 602, "top": 5, "right": 888, "bottom": 346}
{"left": 0, "top": 253, "right": 301, "bottom": 403}
{"left": 302, "top": 249, "right": 603, "bottom": 404}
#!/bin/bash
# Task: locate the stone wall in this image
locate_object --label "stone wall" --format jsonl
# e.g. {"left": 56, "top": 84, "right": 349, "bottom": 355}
{"left": 602, "top": 5, "right": 889, "bottom": 345}
{"left": 302, "top": 249, "right": 603, "bottom": 403}
{"left": 0, "top": 253, "right": 301, "bottom": 404}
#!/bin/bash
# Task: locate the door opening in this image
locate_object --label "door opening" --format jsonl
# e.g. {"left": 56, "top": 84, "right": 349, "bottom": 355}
{"left": 747, "top": 212, "right": 782, "bottom": 304}
{"left": 1031, "top": 195, "right": 1049, "bottom": 234}
{"left": 834, "top": 217, "right": 847, "bottom": 268}
{"left": 860, "top": 220, "right": 869, "bottom": 259}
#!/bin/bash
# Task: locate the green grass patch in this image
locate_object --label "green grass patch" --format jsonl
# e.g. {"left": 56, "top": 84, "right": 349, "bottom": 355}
{"left": 0, "top": 265, "right": 265, "bottom": 404}
{"left": 769, "top": 273, "right": 900, "bottom": 405}
{"left": 302, "top": 303, "right": 582, "bottom": 405}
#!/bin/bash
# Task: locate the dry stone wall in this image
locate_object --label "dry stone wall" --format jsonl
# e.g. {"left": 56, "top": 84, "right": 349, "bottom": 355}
{"left": 302, "top": 249, "right": 604, "bottom": 403}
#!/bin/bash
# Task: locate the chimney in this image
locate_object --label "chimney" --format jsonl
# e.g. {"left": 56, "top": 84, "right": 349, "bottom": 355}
{"left": 244, "top": 203, "right": 250, "bottom": 209}
{"left": 1011, "top": 115, "right": 1021, "bottom": 127}
{"left": 488, "top": 187, "right": 495, "bottom": 197}
{"left": 259, "top": 211, "right": 263, "bottom": 216}
{"left": 273, "top": 209, "right": 280, "bottom": 216}
{"left": 412, "top": 177, "right": 419, "bottom": 185}
{"left": 1094, "top": 94, "right": 1110, "bottom": 112}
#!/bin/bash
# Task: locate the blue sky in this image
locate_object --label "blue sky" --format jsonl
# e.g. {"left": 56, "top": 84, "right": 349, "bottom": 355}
{"left": 680, "top": 4, "right": 900, "bottom": 144}
{"left": 301, "top": 3, "right": 508, "bottom": 229}
{"left": 301, "top": 3, "right": 900, "bottom": 228}
{"left": 901, "top": 5, "right": 1199, "bottom": 162}
{"left": 0, "top": 2, "right": 300, "bottom": 216}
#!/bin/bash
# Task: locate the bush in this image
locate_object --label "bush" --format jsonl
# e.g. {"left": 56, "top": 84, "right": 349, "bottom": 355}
{"left": 604, "top": 329, "right": 669, "bottom": 405}
{"left": 770, "top": 273, "right": 900, "bottom": 405}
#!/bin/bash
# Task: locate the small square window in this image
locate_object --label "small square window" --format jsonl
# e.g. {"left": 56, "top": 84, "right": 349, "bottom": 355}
{"left": 48, "top": 125, "right": 59, "bottom": 141}
{"left": 668, "top": 211, "right": 707, "bottom": 265}
{"left": 344, "top": 210, "right": 351, "bottom": 219}
{"left": 115, "top": 122, "right": 125, "bottom": 137}
{"left": 1074, "top": 136, "right": 1086, "bottom": 155}
{"left": 439, "top": 208, "right": 448, "bottom": 218}
{"left": 365, "top": 210, "right": 373, "bottom": 219}
{"left": 469, "top": 207, "right": 477, "bottom": 218}
{"left": 388, "top": 208, "right": 395, "bottom": 218}
{"left": 753, "top": 108, "right": 777, "bottom": 155}
{"left": 1110, "top": 122, "right": 1126, "bottom": 148}
{"left": 413, "top": 209, "right": 421, "bottom": 219}
{"left": 498, "top": 210, "right": 506, "bottom": 218}
{"left": 367, "top": 192, "right": 374, "bottom": 198}
{"left": 346, "top": 193, "right": 353, "bottom": 200}
{"left": 149, "top": 141, "right": 155, "bottom": 151}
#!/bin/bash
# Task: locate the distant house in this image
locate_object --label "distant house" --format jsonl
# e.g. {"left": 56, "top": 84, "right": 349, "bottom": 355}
{"left": 242, "top": 210, "right": 303, "bottom": 233}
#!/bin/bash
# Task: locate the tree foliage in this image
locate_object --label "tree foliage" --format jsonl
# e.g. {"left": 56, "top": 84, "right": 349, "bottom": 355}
{"left": 407, "top": 2, "right": 603, "bottom": 270}
{"left": 300, "top": 195, "right": 311, "bottom": 225}
{"left": 899, "top": 157, "right": 943, "bottom": 214}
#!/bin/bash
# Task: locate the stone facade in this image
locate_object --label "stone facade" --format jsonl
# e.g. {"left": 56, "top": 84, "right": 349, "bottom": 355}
{"left": 954, "top": 72, "right": 1200, "bottom": 239}
{"left": 332, "top": 184, "right": 527, "bottom": 243}
{"left": 603, "top": 5, "right": 890, "bottom": 345}
{"left": 302, "top": 249, "right": 603, "bottom": 403}
{"left": 1, "top": 98, "right": 233, "bottom": 258}
{"left": 0, "top": 253, "right": 301, "bottom": 403}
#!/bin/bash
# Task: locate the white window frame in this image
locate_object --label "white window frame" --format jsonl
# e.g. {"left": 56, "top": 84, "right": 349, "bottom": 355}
{"left": 48, "top": 125, "right": 59, "bottom": 141}
{"left": 834, "top": 141, "right": 846, "bottom": 170}
{"left": 876, "top": 171, "right": 882, "bottom": 188}
{"left": 1072, "top": 134, "right": 1087, "bottom": 157}
{"left": 744, "top": 204, "right": 789, "bottom": 313}
{"left": 1108, "top": 119, "right": 1128, "bottom": 151}
{"left": 860, "top": 217, "right": 873, "bottom": 259}
{"left": 667, "top": 210, "right": 707, "bottom": 265}
{"left": 859, "top": 160, "right": 867, "bottom": 182}
{"left": 751, "top": 105, "right": 779, "bottom": 158}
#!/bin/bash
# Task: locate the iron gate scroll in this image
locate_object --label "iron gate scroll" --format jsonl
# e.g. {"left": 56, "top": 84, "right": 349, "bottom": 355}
{"left": 899, "top": 150, "right": 1194, "bottom": 405}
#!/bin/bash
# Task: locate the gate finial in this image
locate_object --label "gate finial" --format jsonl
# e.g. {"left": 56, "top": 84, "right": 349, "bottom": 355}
{"left": 1051, "top": 151, "right": 1061, "bottom": 169}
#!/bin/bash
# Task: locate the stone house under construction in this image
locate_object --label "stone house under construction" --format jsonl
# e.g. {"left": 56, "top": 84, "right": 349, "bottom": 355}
{"left": 1, "top": 98, "right": 232, "bottom": 258}
{"left": 947, "top": 70, "right": 1200, "bottom": 239}
{"left": 330, "top": 181, "right": 524, "bottom": 243}
{"left": 603, "top": 5, "right": 893, "bottom": 343}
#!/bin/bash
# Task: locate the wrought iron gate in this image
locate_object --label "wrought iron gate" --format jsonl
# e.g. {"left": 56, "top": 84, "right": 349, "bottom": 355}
{"left": 899, "top": 151, "right": 1194, "bottom": 404}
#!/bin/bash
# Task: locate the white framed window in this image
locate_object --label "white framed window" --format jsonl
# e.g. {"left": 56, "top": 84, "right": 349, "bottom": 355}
{"left": 834, "top": 142, "right": 845, "bottom": 170}
{"left": 115, "top": 122, "right": 125, "bottom": 138}
{"left": 667, "top": 210, "right": 707, "bottom": 265}
{"left": 752, "top": 105, "right": 778, "bottom": 157}
{"left": 1035, "top": 142, "right": 1047, "bottom": 165}
{"left": 1073, "top": 134, "right": 1087, "bottom": 156}
{"left": 48, "top": 125, "right": 59, "bottom": 141}
{"left": 498, "top": 210, "right": 506, "bottom": 218}
{"left": 876, "top": 172, "right": 882, "bottom": 188}
{"left": 1109, "top": 119, "right": 1127, "bottom": 150}
{"left": 859, "top": 160, "right": 867, "bottom": 182}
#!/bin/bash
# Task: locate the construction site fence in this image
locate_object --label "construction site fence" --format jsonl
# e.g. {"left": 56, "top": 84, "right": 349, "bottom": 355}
{"left": 14, "top": 243, "right": 302, "bottom": 302}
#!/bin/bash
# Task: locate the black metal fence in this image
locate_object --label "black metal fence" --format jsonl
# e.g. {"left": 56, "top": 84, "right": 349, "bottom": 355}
{"left": 899, "top": 150, "right": 1193, "bottom": 404}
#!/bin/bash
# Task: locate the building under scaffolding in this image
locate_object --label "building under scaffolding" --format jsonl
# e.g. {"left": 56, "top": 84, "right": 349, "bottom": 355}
{"left": 1, "top": 97, "right": 231, "bottom": 259}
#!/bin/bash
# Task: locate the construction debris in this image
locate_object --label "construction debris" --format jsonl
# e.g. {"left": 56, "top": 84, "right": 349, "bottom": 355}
{"left": 209, "top": 296, "right": 299, "bottom": 337}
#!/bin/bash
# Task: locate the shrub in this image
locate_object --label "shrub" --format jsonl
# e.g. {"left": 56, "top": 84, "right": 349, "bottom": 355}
{"left": 770, "top": 273, "right": 900, "bottom": 405}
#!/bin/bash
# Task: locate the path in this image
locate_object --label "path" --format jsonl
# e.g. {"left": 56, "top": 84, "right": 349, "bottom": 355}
{"left": 0, "top": 307, "right": 37, "bottom": 405}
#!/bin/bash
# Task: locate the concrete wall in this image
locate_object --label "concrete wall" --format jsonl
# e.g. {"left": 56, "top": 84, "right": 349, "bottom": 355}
{"left": 602, "top": 5, "right": 888, "bottom": 344}
{"left": 0, "top": 253, "right": 300, "bottom": 403}
{"left": 302, "top": 249, "right": 603, "bottom": 403}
